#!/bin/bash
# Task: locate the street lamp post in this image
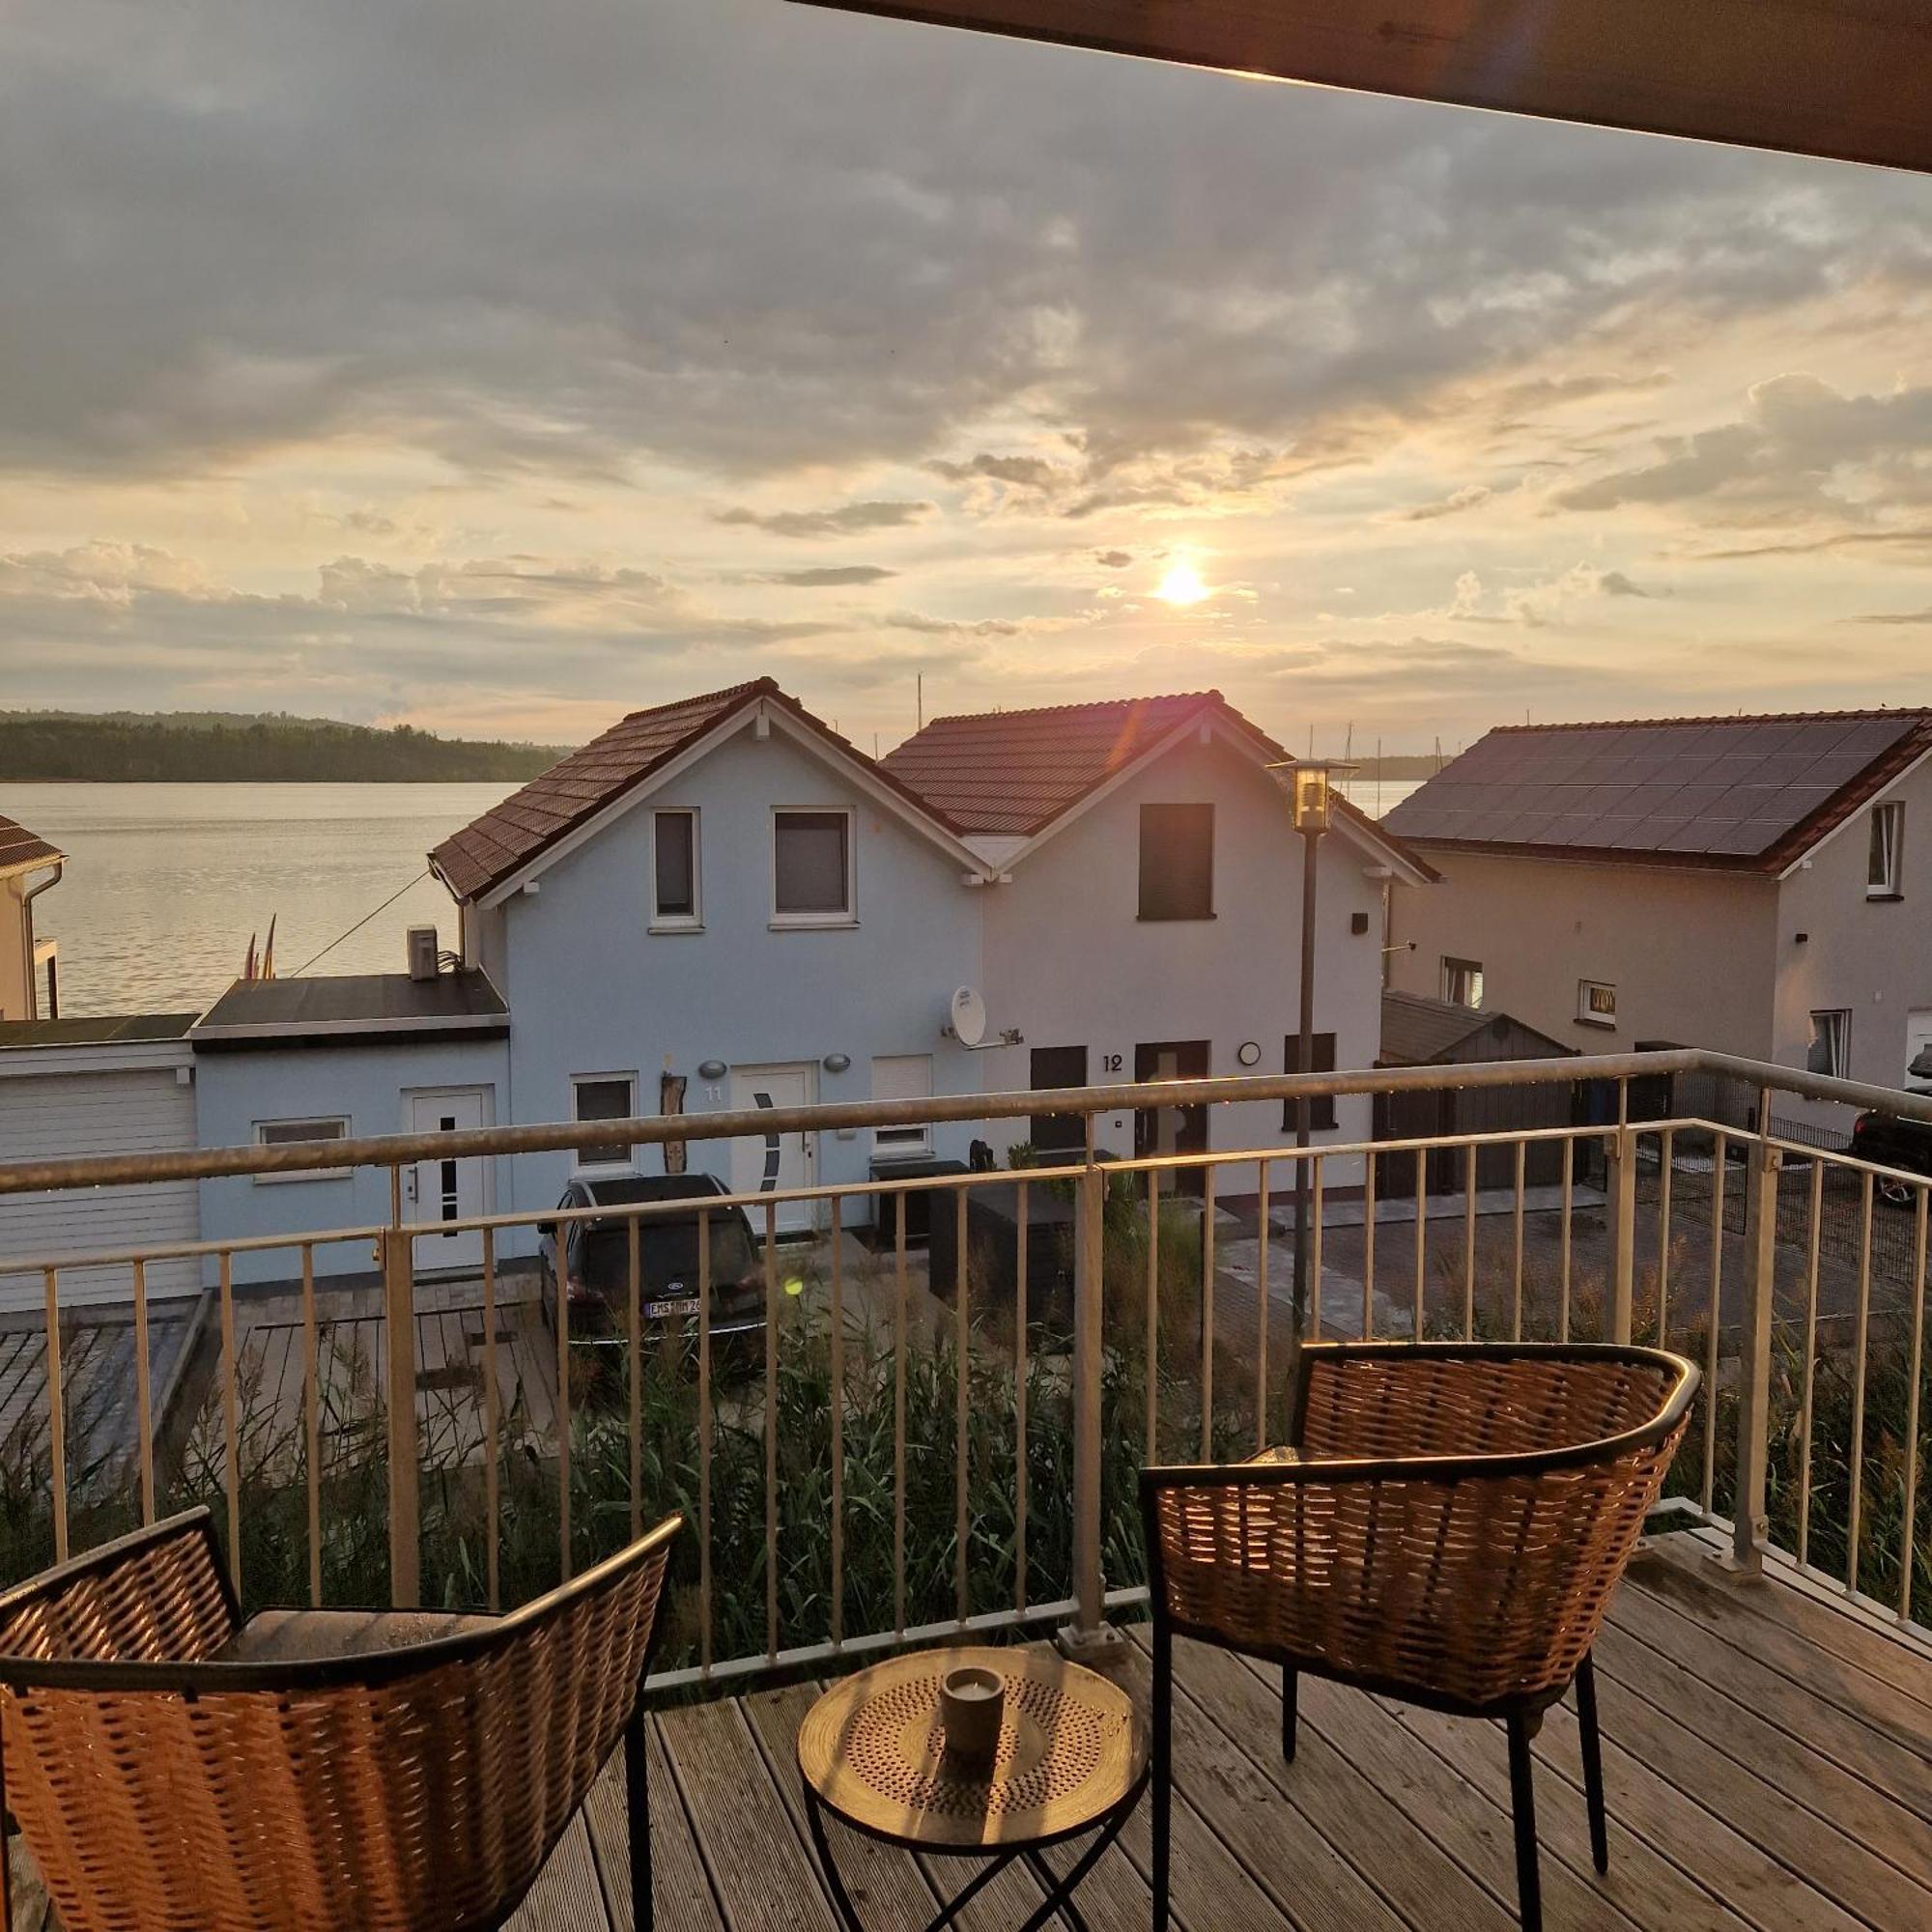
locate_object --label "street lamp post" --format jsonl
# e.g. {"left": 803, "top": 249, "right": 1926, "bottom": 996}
{"left": 1273, "top": 759, "right": 1356, "bottom": 1347}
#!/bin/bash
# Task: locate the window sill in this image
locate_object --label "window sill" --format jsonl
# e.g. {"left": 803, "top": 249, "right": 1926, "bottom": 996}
{"left": 1866, "top": 891, "right": 1904, "bottom": 903}
{"left": 1136, "top": 912, "right": 1218, "bottom": 923}
{"left": 769, "top": 916, "right": 859, "bottom": 931}
{"left": 649, "top": 921, "right": 704, "bottom": 935}
{"left": 253, "top": 1168, "right": 352, "bottom": 1186}
{"left": 1576, "top": 1016, "right": 1617, "bottom": 1031}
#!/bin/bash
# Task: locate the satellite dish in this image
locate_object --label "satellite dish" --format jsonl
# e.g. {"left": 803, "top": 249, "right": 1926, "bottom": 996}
{"left": 951, "top": 986, "right": 988, "bottom": 1048}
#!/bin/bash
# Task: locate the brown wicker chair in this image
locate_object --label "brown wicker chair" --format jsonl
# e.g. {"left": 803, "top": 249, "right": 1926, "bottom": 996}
{"left": 1141, "top": 1342, "right": 1698, "bottom": 1932}
{"left": 0, "top": 1506, "right": 681, "bottom": 1932}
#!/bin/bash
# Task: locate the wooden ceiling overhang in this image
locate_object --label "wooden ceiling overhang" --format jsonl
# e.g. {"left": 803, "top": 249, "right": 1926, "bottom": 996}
{"left": 789, "top": 2, "right": 1932, "bottom": 175}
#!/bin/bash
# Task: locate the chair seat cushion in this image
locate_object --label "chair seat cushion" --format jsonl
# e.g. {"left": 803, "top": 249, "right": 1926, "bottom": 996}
{"left": 216, "top": 1606, "right": 496, "bottom": 1664}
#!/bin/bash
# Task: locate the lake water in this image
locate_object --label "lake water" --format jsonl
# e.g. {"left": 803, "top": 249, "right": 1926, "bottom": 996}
{"left": 10, "top": 775, "right": 1425, "bottom": 1016}
{"left": 9, "top": 783, "right": 516, "bottom": 1015}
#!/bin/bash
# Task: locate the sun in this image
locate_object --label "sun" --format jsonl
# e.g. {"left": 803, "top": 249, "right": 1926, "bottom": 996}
{"left": 1153, "top": 559, "right": 1209, "bottom": 607}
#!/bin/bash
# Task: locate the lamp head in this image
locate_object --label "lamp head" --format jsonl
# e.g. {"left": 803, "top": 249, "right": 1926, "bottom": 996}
{"left": 1269, "top": 757, "right": 1359, "bottom": 833}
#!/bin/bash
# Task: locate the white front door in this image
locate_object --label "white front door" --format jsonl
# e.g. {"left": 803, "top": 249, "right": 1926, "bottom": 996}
{"left": 728, "top": 1064, "right": 816, "bottom": 1236}
{"left": 406, "top": 1089, "right": 491, "bottom": 1269}
{"left": 1908, "top": 1009, "right": 1932, "bottom": 1089}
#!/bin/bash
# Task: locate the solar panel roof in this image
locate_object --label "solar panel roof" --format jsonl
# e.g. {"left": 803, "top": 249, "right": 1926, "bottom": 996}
{"left": 1384, "top": 711, "right": 1932, "bottom": 869}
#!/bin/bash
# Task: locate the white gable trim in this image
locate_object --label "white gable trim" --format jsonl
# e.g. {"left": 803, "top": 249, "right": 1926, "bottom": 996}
{"left": 995, "top": 708, "right": 1435, "bottom": 886}
{"left": 461, "top": 696, "right": 989, "bottom": 908}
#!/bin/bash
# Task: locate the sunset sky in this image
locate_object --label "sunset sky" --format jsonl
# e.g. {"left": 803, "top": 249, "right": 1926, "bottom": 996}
{"left": 5, "top": 0, "right": 1930, "bottom": 755}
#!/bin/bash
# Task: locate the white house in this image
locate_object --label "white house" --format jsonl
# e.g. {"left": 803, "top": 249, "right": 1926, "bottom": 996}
{"left": 0, "top": 813, "right": 63, "bottom": 1023}
{"left": 1384, "top": 708, "right": 1932, "bottom": 1123}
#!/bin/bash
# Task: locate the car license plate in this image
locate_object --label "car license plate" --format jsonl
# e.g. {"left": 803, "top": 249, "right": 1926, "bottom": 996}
{"left": 645, "top": 1296, "right": 702, "bottom": 1321}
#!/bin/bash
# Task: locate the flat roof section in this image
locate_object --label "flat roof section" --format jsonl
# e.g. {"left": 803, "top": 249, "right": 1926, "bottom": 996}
{"left": 190, "top": 971, "right": 508, "bottom": 1050}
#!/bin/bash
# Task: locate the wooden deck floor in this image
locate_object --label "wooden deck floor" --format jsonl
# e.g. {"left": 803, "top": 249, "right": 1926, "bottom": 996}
{"left": 18, "top": 1531, "right": 1922, "bottom": 1932}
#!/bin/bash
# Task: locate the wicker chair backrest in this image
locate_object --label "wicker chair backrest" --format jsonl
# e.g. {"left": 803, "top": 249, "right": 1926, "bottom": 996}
{"left": 0, "top": 1513, "right": 679, "bottom": 1932}
{"left": 1146, "top": 1345, "right": 1695, "bottom": 1713}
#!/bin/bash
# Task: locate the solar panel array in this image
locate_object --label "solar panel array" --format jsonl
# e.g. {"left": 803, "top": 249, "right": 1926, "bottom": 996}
{"left": 1384, "top": 714, "right": 1923, "bottom": 860}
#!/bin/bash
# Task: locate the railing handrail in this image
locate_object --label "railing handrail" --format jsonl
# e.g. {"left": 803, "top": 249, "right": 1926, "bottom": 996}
{"left": 12, "top": 1039, "right": 1924, "bottom": 1198}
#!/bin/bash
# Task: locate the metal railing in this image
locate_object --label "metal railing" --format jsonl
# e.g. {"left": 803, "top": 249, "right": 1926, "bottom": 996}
{"left": 1, "top": 1046, "right": 1926, "bottom": 1676}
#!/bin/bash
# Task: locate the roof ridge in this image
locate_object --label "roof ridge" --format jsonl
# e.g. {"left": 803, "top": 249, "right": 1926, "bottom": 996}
{"left": 909, "top": 690, "right": 1225, "bottom": 731}
{"left": 1487, "top": 706, "right": 1932, "bottom": 736}
{"left": 612, "top": 676, "right": 779, "bottom": 727}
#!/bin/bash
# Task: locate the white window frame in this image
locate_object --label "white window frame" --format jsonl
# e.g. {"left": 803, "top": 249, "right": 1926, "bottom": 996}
{"left": 571, "top": 1071, "right": 639, "bottom": 1174}
{"left": 650, "top": 807, "right": 702, "bottom": 931}
{"left": 1806, "top": 1009, "right": 1851, "bottom": 1079}
{"left": 1440, "top": 956, "right": 1485, "bottom": 1009}
{"left": 1868, "top": 802, "right": 1904, "bottom": 898}
{"left": 771, "top": 806, "right": 857, "bottom": 927}
{"left": 1577, "top": 980, "right": 1617, "bottom": 1029}
{"left": 253, "top": 1116, "right": 351, "bottom": 1184}
{"left": 871, "top": 1054, "right": 934, "bottom": 1158}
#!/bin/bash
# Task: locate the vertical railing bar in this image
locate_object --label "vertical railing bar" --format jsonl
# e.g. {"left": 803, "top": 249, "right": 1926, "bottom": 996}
{"left": 1256, "top": 1158, "right": 1269, "bottom": 1453}
{"left": 1014, "top": 1179, "right": 1028, "bottom": 1619}
{"left": 1846, "top": 1170, "right": 1873, "bottom": 1597}
{"left": 830, "top": 1195, "right": 845, "bottom": 1651}
{"left": 764, "top": 1199, "right": 779, "bottom": 1664}
{"left": 894, "top": 1195, "right": 908, "bottom": 1641}
{"left": 556, "top": 1187, "right": 572, "bottom": 1584}
{"left": 1657, "top": 1126, "right": 1675, "bottom": 1348}
{"left": 1200, "top": 1162, "right": 1215, "bottom": 1463}
{"left": 1512, "top": 1140, "right": 1526, "bottom": 1343}
{"left": 1702, "top": 1133, "right": 1726, "bottom": 1517}
{"left": 1463, "top": 1142, "right": 1477, "bottom": 1342}
{"left": 219, "top": 1249, "right": 240, "bottom": 1594}
{"left": 1309, "top": 1154, "right": 1323, "bottom": 1345}
{"left": 628, "top": 1214, "right": 641, "bottom": 1543}
{"left": 955, "top": 1186, "right": 970, "bottom": 1627}
{"left": 1795, "top": 1160, "right": 1822, "bottom": 1571}
{"left": 482, "top": 1227, "right": 500, "bottom": 1614}
{"left": 1145, "top": 1168, "right": 1159, "bottom": 1463}
{"left": 43, "top": 1266, "right": 67, "bottom": 1566}
{"left": 1362, "top": 1149, "right": 1377, "bottom": 1341}
{"left": 1899, "top": 1186, "right": 1926, "bottom": 1625}
{"left": 698, "top": 1208, "right": 713, "bottom": 1680}
{"left": 300, "top": 1245, "right": 320, "bottom": 1606}
{"left": 132, "top": 1257, "right": 156, "bottom": 1528}
{"left": 1558, "top": 1137, "right": 1574, "bottom": 1343}
{"left": 1412, "top": 1146, "right": 1427, "bottom": 1340}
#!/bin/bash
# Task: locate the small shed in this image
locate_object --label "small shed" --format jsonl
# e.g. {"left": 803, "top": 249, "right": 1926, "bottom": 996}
{"left": 1376, "top": 991, "right": 1577, "bottom": 1193}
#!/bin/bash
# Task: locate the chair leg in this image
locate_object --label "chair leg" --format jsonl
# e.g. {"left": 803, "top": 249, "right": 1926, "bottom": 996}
{"left": 1505, "top": 1714, "right": 1543, "bottom": 1932}
{"left": 1576, "top": 1654, "right": 1609, "bottom": 1874}
{"left": 1281, "top": 1665, "right": 1297, "bottom": 1764}
{"left": 625, "top": 1704, "right": 653, "bottom": 1932}
{"left": 1151, "top": 1621, "right": 1173, "bottom": 1928}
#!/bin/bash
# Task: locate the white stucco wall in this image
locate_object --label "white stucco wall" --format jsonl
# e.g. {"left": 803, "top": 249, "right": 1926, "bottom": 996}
{"left": 193, "top": 1036, "right": 510, "bottom": 1284}
{"left": 976, "top": 734, "right": 1390, "bottom": 1195}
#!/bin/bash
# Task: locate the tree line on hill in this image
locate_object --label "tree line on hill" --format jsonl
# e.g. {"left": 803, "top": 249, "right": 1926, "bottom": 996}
{"left": 0, "top": 713, "right": 569, "bottom": 782}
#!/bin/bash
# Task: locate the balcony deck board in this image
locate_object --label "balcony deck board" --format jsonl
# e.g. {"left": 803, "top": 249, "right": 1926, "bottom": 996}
{"left": 11, "top": 1542, "right": 1928, "bottom": 1932}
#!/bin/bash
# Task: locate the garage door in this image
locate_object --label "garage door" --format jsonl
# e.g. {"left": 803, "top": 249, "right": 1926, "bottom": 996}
{"left": 0, "top": 1067, "right": 200, "bottom": 1311}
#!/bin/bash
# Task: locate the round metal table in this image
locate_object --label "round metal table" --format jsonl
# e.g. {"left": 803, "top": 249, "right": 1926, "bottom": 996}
{"left": 796, "top": 1645, "right": 1148, "bottom": 1932}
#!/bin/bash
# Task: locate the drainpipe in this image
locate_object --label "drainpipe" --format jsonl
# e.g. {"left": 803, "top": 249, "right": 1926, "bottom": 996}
{"left": 21, "top": 861, "right": 62, "bottom": 1019}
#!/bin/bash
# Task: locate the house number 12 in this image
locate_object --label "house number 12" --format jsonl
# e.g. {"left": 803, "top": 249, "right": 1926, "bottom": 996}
{"left": 1101, "top": 1053, "right": 1123, "bottom": 1073}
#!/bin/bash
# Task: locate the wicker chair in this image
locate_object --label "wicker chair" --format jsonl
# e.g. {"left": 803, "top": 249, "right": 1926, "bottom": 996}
{"left": 0, "top": 1507, "right": 681, "bottom": 1932}
{"left": 1141, "top": 1342, "right": 1697, "bottom": 1932}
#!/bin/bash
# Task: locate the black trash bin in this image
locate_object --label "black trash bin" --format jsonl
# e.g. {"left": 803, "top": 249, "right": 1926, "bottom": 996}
{"left": 870, "top": 1156, "right": 970, "bottom": 1248}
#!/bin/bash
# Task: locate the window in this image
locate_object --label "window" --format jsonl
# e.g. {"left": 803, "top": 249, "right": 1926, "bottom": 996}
{"left": 1868, "top": 802, "right": 1904, "bottom": 898}
{"left": 1029, "top": 1044, "right": 1089, "bottom": 1153}
{"left": 773, "top": 809, "right": 853, "bottom": 923}
{"left": 1137, "top": 804, "right": 1215, "bottom": 921}
{"left": 572, "top": 1074, "right": 637, "bottom": 1171}
{"left": 652, "top": 810, "right": 699, "bottom": 925}
{"left": 1807, "top": 1009, "right": 1851, "bottom": 1079}
{"left": 871, "top": 1054, "right": 933, "bottom": 1157}
{"left": 1577, "top": 980, "right": 1618, "bottom": 1029}
{"left": 1283, "top": 1034, "right": 1337, "bottom": 1132}
{"left": 253, "top": 1117, "right": 350, "bottom": 1184}
{"left": 1441, "top": 956, "right": 1485, "bottom": 1009}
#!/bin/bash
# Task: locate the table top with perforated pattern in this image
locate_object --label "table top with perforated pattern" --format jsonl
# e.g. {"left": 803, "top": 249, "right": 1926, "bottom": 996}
{"left": 796, "top": 1645, "right": 1147, "bottom": 1850}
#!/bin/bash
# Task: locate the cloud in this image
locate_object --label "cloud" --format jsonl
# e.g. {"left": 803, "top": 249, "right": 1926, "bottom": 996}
{"left": 757, "top": 565, "right": 897, "bottom": 586}
{"left": 881, "top": 610, "right": 1026, "bottom": 638}
{"left": 1599, "top": 570, "right": 1653, "bottom": 597}
{"left": 1094, "top": 550, "right": 1133, "bottom": 568}
{"left": 1401, "top": 484, "right": 1492, "bottom": 522}
{"left": 714, "top": 500, "right": 935, "bottom": 539}
{"left": 1843, "top": 608, "right": 1932, "bottom": 625}
{"left": 925, "top": 453, "right": 1065, "bottom": 489}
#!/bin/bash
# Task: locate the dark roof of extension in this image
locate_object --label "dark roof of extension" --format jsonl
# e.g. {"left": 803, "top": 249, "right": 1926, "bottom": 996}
{"left": 191, "top": 969, "right": 507, "bottom": 1048}
{"left": 0, "top": 813, "right": 61, "bottom": 876}
{"left": 1379, "top": 990, "right": 1573, "bottom": 1066}
{"left": 431, "top": 678, "right": 963, "bottom": 901}
{"left": 1384, "top": 709, "right": 1932, "bottom": 872}
{"left": 0, "top": 1012, "right": 197, "bottom": 1051}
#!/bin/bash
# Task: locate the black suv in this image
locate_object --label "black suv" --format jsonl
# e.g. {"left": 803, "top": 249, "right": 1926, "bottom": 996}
{"left": 538, "top": 1173, "right": 765, "bottom": 1348}
{"left": 1850, "top": 1109, "right": 1932, "bottom": 1208}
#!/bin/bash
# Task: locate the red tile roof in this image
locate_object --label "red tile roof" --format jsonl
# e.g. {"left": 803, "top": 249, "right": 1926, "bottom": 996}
{"left": 431, "top": 679, "right": 964, "bottom": 901}
{"left": 881, "top": 692, "right": 1245, "bottom": 836}
{"left": 1387, "top": 708, "right": 1932, "bottom": 872}
{"left": 0, "top": 814, "right": 61, "bottom": 876}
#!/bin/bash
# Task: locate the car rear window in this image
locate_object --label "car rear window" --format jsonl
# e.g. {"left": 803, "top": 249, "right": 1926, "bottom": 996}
{"left": 577, "top": 1214, "right": 756, "bottom": 1293}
